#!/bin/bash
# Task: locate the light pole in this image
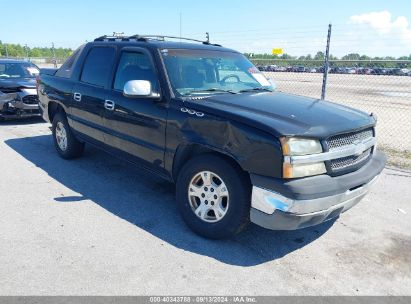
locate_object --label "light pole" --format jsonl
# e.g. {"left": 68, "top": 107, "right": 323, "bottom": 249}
{"left": 52, "top": 42, "right": 57, "bottom": 68}
{"left": 24, "top": 44, "right": 29, "bottom": 59}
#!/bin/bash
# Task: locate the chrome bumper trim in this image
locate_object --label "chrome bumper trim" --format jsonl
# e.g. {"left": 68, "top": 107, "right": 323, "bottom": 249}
{"left": 251, "top": 174, "right": 379, "bottom": 215}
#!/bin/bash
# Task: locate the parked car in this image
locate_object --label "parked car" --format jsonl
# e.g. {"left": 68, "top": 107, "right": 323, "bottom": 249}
{"left": 329, "top": 67, "right": 344, "bottom": 74}
{"left": 357, "top": 68, "right": 374, "bottom": 75}
{"left": 346, "top": 68, "right": 357, "bottom": 74}
{"left": 0, "top": 59, "right": 41, "bottom": 120}
{"left": 293, "top": 66, "right": 306, "bottom": 73}
{"left": 392, "top": 68, "right": 409, "bottom": 76}
{"left": 37, "top": 35, "right": 386, "bottom": 239}
{"left": 265, "top": 65, "right": 277, "bottom": 72}
{"left": 400, "top": 68, "right": 409, "bottom": 75}
{"left": 372, "top": 68, "right": 389, "bottom": 75}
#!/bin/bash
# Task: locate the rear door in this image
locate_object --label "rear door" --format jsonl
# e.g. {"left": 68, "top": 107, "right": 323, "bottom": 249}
{"left": 69, "top": 46, "right": 116, "bottom": 145}
{"left": 103, "top": 47, "right": 168, "bottom": 173}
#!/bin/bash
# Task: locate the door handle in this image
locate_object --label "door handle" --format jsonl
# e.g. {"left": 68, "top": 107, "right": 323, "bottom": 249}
{"left": 104, "top": 99, "right": 115, "bottom": 111}
{"left": 73, "top": 92, "right": 81, "bottom": 102}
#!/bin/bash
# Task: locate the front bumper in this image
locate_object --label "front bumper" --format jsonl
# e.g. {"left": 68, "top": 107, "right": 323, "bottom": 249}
{"left": 250, "top": 151, "right": 386, "bottom": 230}
{"left": 0, "top": 89, "right": 40, "bottom": 120}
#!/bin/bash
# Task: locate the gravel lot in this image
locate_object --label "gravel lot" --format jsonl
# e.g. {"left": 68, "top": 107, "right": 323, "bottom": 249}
{"left": 0, "top": 119, "right": 410, "bottom": 295}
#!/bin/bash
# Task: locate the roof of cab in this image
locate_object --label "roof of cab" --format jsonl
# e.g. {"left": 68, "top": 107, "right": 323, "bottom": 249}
{"left": 90, "top": 39, "right": 239, "bottom": 53}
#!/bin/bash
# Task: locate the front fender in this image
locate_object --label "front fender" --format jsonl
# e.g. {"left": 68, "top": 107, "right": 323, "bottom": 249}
{"left": 165, "top": 101, "right": 283, "bottom": 179}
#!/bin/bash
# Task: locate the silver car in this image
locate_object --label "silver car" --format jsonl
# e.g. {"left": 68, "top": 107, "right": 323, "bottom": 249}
{"left": 0, "top": 59, "right": 41, "bottom": 120}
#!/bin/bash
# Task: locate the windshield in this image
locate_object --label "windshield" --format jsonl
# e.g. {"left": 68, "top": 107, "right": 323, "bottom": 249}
{"left": 0, "top": 62, "right": 39, "bottom": 79}
{"left": 161, "top": 49, "right": 273, "bottom": 96}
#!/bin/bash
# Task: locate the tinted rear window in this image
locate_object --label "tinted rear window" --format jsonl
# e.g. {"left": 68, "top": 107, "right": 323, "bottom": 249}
{"left": 55, "top": 46, "right": 83, "bottom": 78}
{"left": 80, "top": 47, "right": 116, "bottom": 87}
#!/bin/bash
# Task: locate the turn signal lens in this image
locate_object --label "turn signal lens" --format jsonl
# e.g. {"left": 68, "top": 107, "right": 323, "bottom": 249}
{"left": 283, "top": 162, "right": 326, "bottom": 178}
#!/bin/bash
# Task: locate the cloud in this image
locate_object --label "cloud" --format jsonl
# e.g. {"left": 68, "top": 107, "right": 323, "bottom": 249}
{"left": 349, "top": 11, "right": 411, "bottom": 48}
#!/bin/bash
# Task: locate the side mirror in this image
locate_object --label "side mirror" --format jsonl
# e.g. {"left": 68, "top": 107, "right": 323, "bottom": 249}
{"left": 123, "top": 80, "right": 158, "bottom": 98}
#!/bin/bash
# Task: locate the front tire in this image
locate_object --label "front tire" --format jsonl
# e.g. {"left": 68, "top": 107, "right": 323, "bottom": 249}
{"left": 52, "top": 112, "right": 84, "bottom": 159}
{"left": 176, "top": 154, "right": 251, "bottom": 239}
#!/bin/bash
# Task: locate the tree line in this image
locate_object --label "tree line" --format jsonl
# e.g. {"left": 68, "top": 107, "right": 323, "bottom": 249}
{"left": 0, "top": 41, "right": 72, "bottom": 58}
{"left": 1, "top": 42, "right": 410, "bottom": 68}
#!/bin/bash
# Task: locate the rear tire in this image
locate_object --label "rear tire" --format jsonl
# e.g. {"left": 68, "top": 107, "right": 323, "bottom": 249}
{"left": 52, "top": 111, "right": 84, "bottom": 159}
{"left": 176, "top": 154, "right": 251, "bottom": 239}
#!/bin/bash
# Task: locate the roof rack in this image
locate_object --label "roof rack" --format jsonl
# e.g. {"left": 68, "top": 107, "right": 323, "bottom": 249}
{"left": 94, "top": 33, "right": 221, "bottom": 46}
{"left": 94, "top": 34, "right": 138, "bottom": 42}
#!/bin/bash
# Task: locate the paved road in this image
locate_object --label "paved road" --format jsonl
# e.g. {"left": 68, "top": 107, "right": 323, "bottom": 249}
{"left": 0, "top": 119, "right": 410, "bottom": 295}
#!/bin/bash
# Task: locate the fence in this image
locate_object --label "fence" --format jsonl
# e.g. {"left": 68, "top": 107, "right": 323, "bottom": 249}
{"left": 1, "top": 56, "right": 66, "bottom": 68}
{"left": 249, "top": 59, "right": 411, "bottom": 160}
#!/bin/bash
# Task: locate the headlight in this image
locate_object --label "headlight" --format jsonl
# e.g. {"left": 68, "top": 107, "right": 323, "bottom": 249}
{"left": 281, "top": 137, "right": 326, "bottom": 178}
{"left": 280, "top": 137, "right": 323, "bottom": 156}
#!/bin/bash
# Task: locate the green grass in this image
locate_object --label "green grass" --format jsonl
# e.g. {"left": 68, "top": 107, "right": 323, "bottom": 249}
{"left": 379, "top": 145, "right": 411, "bottom": 170}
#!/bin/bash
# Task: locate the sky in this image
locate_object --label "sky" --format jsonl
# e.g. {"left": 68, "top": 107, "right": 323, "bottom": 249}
{"left": 1, "top": 0, "right": 410, "bottom": 57}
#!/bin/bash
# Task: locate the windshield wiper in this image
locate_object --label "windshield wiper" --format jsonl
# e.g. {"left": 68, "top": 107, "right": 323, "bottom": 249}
{"left": 239, "top": 87, "right": 273, "bottom": 93}
{"left": 184, "top": 88, "right": 238, "bottom": 95}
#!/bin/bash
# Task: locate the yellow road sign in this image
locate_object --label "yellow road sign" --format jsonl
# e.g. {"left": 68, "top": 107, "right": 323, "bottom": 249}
{"left": 272, "top": 48, "right": 283, "bottom": 55}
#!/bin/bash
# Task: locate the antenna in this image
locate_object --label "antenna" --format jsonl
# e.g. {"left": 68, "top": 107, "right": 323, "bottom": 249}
{"left": 113, "top": 32, "right": 124, "bottom": 38}
{"left": 179, "top": 12, "right": 182, "bottom": 42}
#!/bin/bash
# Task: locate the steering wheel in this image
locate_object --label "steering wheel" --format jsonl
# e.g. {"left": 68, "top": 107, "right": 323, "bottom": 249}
{"left": 220, "top": 74, "right": 240, "bottom": 83}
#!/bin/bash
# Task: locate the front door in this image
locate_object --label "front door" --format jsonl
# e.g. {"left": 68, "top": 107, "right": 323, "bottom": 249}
{"left": 103, "top": 48, "right": 168, "bottom": 173}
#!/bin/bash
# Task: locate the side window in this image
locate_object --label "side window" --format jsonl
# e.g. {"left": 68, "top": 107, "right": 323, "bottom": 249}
{"left": 55, "top": 46, "right": 83, "bottom": 78}
{"left": 113, "top": 51, "right": 157, "bottom": 91}
{"left": 80, "top": 47, "right": 116, "bottom": 87}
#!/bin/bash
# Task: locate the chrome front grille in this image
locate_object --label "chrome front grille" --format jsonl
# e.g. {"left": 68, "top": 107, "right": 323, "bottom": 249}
{"left": 22, "top": 95, "right": 39, "bottom": 105}
{"left": 330, "top": 148, "right": 372, "bottom": 171}
{"left": 327, "top": 128, "right": 374, "bottom": 151}
{"left": 326, "top": 128, "right": 374, "bottom": 172}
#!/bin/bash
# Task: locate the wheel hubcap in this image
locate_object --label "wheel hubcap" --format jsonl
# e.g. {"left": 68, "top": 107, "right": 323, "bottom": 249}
{"left": 188, "top": 171, "right": 229, "bottom": 223}
{"left": 55, "top": 122, "right": 68, "bottom": 151}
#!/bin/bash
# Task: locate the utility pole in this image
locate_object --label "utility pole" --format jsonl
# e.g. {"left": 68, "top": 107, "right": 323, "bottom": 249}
{"left": 5, "top": 44, "right": 8, "bottom": 58}
{"left": 321, "top": 23, "right": 332, "bottom": 100}
{"left": 206, "top": 32, "right": 210, "bottom": 43}
{"left": 24, "top": 44, "right": 29, "bottom": 59}
{"left": 179, "top": 12, "right": 182, "bottom": 41}
{"left": 52, "top": 42, "right": 57, "bottom": 68}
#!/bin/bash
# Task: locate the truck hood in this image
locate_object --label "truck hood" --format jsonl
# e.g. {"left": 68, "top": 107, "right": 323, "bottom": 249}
{"left": 0, "top": 78, "right": 36, "bottom": 90}
{"left": 186, "top": 92, "right": 375, "bottom": 138}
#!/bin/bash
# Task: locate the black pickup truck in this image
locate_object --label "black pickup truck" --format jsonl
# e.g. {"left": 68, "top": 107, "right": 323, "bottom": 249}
{"left": 37, "top": 35, "right": 386, "bottom": 239}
